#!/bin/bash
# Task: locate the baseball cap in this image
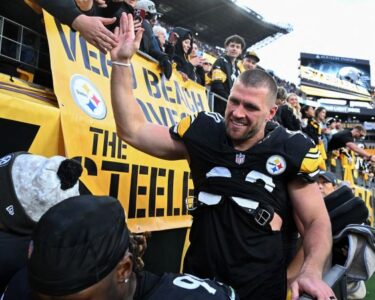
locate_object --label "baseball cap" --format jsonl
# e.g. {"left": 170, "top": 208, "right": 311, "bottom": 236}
{"left": 0, "top": 152, "right": 82, "bottom": 235}
{"left": 244, "top": 51, "right": 260, "bottom": 62}
{"left": 28, "top": 195, "right": 129, "bottom": 296}
{"left": 319, "top": 171, "right": 338, "bottom": 185}
{"left": 326, "top": 117, "right": 337, "bottom": 126}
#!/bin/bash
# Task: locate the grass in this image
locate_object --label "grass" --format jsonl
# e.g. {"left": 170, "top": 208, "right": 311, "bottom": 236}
{"left": 365, "top": 275, "right": 375, "bottom": 299}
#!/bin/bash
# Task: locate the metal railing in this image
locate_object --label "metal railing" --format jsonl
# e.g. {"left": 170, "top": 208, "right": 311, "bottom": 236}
{"left": 0, "top": 15, "right": 51, "bottom": 75}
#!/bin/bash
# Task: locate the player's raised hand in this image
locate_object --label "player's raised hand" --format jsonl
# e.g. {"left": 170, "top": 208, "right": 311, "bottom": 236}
{"left": 110, "top": 13, "right": 144, "bottom": 62}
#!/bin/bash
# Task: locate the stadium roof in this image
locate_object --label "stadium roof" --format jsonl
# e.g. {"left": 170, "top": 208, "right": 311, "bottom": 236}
{"left": 153, "top": 0, "right": 291, "bottom": 49}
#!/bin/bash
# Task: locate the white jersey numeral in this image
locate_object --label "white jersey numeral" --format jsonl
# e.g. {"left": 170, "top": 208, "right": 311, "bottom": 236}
{"left": 173, "top": 274, "right": 217, "bottom": 295}
{"left": 245, "top": 170, "right": 275, "bottom": 192}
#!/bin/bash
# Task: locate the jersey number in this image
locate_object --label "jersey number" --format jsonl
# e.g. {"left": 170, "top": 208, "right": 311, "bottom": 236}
{"left": 173, "top": 274, "right": 217, "bottom": 295}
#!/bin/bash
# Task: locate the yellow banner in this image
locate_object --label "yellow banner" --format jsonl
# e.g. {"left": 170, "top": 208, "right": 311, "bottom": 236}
{"left": 43, "top": 12, "right": 210, "bottom": 232}
{"left": 0, "top": 73, "right": 63, "bottom": 157}
{"left": 353, "top": 186, "right": 374, "bottom": 226}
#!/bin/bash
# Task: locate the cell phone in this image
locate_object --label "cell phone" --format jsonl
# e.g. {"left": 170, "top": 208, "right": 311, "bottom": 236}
{"left": 134, "top": 9, "right": 146, "bottom": 22}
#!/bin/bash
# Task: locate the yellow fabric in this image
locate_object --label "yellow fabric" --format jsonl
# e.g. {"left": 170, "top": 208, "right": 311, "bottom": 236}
{"left": 212, "top": 68, "right": 227, "bottom": 82}
{"left": 203, "top": 53, "right": 216, "bottom": 65}
{"left": 205, "top": 73, "right": 212, "bottom": 86}
{"left": 286, "top": 289, "right": 292, "bottom": 300}
{"left": 341, "top": 151, "right": 355, "bottom": 185}
{"left": 300, "top": 146, "right": 322, "bottom": 174}
{"left": 238, "top": 60, "right": 246, "bottom": 73}
{"left": 317, "top": 142, "right": 327, "bottom": 170}
{"left": 177, "top": 114, "right": 195, "bottom": 137}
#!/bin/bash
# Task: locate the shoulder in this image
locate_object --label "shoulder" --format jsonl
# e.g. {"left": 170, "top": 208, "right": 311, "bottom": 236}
{"left": 269, "top": 127, "right": 321, "bottom": 179}
{"left": 213, "top": 56, "right": 228, "bottom": 68}
{"left": 170, "top": 112, "right": 223, "bottom": 139}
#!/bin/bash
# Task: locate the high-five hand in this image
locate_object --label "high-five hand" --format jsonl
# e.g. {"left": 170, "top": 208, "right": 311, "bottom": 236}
{"left": 110, "top": 13, "right": 144, "bottom": 62}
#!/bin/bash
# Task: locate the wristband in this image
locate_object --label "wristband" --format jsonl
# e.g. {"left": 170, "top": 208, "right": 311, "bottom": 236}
{"left": 112, "top": 61, "right": 131, "bottom": 67}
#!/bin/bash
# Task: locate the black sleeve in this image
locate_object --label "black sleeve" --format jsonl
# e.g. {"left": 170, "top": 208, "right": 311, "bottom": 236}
{"left": 195, "top": 65, "right": 206, "bottom": 86}
{"left": 36, "top": 0, "right": 82, "bottom": 26}
{"left": 210, "top": 81, "right": 229, "bottom": 98}
{"left": 280, "top": 107, "right": 301, "bottom": 131}
{"left": 302, "top": 119, "right": 319, "bottom": 145}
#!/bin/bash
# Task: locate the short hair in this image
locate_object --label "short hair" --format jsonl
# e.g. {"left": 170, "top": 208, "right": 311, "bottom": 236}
{"left": 276, "top": 87, "right": 287, "bottom": 100}
{"left": 353, "top": 125, "right": 366, "bottom": 134}
{"left": 224, "top": 34, "right": 246, "bottom": 50}
{"left": 152, "top": 25, "right": 167, "bottom": 37}
{"left": 237, "top": 69, "right": 277, "bottom": 104}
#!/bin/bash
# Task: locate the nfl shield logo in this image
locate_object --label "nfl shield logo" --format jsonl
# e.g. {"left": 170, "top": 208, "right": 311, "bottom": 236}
{"left": 235, "top": 153, "right": 245, "bottom": 165}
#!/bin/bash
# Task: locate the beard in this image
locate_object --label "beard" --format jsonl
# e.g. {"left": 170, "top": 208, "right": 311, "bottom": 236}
{"left": 225, "top": 120, "right": 261, "bottom": 144}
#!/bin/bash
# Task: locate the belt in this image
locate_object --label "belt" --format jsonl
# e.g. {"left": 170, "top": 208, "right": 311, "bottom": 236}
{"left": 185, "top": 192, "right": 274, "bottom": 226}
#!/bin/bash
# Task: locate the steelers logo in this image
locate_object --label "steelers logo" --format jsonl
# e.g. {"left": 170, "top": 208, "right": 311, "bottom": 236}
{"left": 266, "top": 155, "right": 286, "bottom": 175}
{"left": 70, "top": 75, "right": 107, "bottom": 120}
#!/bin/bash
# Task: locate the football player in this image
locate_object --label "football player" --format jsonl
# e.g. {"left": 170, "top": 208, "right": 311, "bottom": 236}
{"left": 109, "top": 13, "right": 336, "bottom": 300}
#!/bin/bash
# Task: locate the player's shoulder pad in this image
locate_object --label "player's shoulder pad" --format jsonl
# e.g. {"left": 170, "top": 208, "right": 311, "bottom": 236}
{"left": 284, "top": 129, "right": 322, "bottom": 180}
{"left": 171, "top": 112, "right": 221, "bottom": 138}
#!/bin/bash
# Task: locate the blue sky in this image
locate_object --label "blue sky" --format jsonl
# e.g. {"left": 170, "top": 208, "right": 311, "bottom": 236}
{"left": 237, "top": 0, "right": 375, "bottom": 86}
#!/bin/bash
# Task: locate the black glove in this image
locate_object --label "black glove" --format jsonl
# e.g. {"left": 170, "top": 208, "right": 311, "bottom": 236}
{"left": 159, "top": 57, "right": 173, "bottom": 80}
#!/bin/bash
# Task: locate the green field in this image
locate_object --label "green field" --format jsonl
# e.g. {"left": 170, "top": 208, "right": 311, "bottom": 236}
{"left": 365, "top": 276, "right": 375, "bottom": 299}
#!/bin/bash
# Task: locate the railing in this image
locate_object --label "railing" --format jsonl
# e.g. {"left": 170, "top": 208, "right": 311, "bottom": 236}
{"left": 0, "top": 15, "right": 50, "bottom": 76}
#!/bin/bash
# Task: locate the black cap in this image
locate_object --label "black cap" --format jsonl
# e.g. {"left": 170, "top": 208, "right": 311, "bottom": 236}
{"left": 28, "top": 195, "right": 129, "bottom": 296}
{"left": 319, "top": 171, "right": 337, "bottom": 185}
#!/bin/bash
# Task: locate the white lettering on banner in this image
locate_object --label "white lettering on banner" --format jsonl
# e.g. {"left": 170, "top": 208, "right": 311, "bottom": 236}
{"left": 321, "top": 105, "right": 360, "bottom": 114}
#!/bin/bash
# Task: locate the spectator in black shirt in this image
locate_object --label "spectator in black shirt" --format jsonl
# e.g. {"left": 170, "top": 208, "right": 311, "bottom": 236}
{"left": 166, "top": 27, "right": 195, "bottom": 82}
{"left": 328, "top": 125, "right": 375, "bottom": 163}
{"left": 274, "top": 87, "right": 301, "bottom": 131}
{"left": 211, "top": 35, "right": 245, "bottom": 116}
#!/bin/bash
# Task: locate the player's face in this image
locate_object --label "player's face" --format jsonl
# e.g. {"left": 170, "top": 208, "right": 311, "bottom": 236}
{"left": 225, "top": 82, "right": 277, "bottom": 149}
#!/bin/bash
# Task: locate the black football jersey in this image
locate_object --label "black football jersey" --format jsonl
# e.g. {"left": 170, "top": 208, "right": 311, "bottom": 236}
{"left": 171, "top": 112, "right": 321, "bottom": 218}
{"left": 136, "top": 272, "right": 238, "bottom": 300}
{"left": 170, "top": 112, "right": 322, "bottom": 300}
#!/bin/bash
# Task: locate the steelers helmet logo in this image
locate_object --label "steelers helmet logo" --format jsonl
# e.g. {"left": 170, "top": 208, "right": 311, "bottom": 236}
{"left": 266, "top": 155, "right": 286, "bottom": 175}
{"left": 70, "top": 75, "right": 107, "bottom": 120}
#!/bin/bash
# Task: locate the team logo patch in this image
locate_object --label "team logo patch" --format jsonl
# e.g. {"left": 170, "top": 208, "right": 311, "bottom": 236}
{"left": 266, "top": 155, "right": 286, "bottom": 175}
{"left": 70, "top": 75, "right": 107, "bottom": 120}
{"left": 235, "top": 153, "right": 245, "bottom": 165}
{"left": 0, "top": 154, "right": 12, "bottom": 167}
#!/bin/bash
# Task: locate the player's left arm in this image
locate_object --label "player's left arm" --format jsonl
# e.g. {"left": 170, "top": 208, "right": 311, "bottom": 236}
{"left": 288, "top": 179, "right": 334, "bottom": 300}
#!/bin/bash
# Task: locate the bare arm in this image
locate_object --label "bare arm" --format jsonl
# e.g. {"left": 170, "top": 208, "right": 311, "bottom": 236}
{"left": 288, "top": 179, "right": 334, "bottom": 300}
{"left": 110, "top": 13, "right": 188, "bottom": 161}
{"left": 346, "top": 142, "right": 375, "bottom": 162}
{"left": 36, "top": 0, "right": 118, "bottom": 53}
